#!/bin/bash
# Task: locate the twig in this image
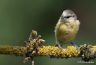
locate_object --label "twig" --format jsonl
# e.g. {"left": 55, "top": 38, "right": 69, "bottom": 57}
{"left": 0, "top": 45, "right": 26, "bottom": 56}
{"left": 0, "top": 45, "right": 96, "bottom": 59}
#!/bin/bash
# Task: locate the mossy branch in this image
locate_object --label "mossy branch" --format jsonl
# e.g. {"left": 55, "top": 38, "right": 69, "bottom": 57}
{"left": 0, "top": 30, "right": 96, "bottom": 65}
{"left": 0, "top": 46, "right": 26, "bottom": 56}
{"left": 0, "top": 45, "right": 96, "bottom": 59}
{"left": 0, "top": 45, "right": 79, "bottom": 57}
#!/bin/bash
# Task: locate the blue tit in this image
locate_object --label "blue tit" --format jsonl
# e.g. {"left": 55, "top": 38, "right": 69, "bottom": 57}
{"left": 54, "top": 9, "right": 80, "bottom": 48}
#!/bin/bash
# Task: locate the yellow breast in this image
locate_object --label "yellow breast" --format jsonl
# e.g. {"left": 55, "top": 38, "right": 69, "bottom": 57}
{"left": 55, "top": 20, "right": 80, "bottom": 43}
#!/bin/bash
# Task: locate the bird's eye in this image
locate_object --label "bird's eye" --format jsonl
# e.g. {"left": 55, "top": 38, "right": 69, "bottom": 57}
{"left": 64, "top": 16, "right": 71, "bottom": 18}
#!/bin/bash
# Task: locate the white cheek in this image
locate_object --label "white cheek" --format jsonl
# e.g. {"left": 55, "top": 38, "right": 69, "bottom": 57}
{"left": 66, "top": 18, "right": 75, "bottom": 22}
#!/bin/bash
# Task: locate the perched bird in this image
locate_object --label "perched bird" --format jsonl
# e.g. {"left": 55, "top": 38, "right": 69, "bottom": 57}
{"left": 54, "top": 9, "right": 80, "bottom": 48}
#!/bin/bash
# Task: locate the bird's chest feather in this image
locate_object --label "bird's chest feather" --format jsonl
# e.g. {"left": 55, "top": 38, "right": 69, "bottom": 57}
{"left": 58, "top": 22, "right": 75, "bottom": 35}
{"left": 56, "top": 21, "right": 80, "bottom": 42}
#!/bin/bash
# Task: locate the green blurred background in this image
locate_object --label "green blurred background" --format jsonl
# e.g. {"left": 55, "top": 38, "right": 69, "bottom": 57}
{"left": 0, "top": 0, "right": 96, "bottom": 65}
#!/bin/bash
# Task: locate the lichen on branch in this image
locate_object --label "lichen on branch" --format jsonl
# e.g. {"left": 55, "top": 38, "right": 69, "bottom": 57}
{"left": 0, "top": 45, "right": 26, "bottom": 56}
{"left": 0, "top": 45, "right": 79, "bottom": 57}
{"left": 0, "top": 44, "right": 96, "bottom": 61}
{"left": 38, "top": 46, "right": 79, "bottom": 58}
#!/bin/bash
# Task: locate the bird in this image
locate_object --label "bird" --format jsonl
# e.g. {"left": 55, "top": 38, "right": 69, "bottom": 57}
{"left": 54, "top": 9, "right": 80, "bottom": 48}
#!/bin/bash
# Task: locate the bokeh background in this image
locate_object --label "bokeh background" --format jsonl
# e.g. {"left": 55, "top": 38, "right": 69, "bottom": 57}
{"left": 0, "top": 0, "right": 96, "bottom": 65}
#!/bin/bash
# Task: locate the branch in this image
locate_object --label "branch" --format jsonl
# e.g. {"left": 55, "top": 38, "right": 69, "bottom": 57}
{"left": 0, "top": 30, "right": 96, "bottom": 65}
{"left": 0, "top": 45, "right": 79, "bottom": 57}
{"left": 0, "top": 45, "right": 26, "bottom": 56}
{"left": 0, "top": 45, "right": 96, "bottom": 59}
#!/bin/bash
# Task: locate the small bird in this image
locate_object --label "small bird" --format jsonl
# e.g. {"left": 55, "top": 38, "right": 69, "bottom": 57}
{"left": 54, "top": 9, "right": 80, "bottom": 48}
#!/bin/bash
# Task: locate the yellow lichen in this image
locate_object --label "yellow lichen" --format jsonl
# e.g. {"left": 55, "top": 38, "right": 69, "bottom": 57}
{"left": 38, "top": 46, "right": 79, "bottom": 58}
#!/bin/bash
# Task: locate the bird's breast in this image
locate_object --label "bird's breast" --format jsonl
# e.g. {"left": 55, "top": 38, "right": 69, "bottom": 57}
{"left": 56, "top": 20, "right": 80, "bottom": 43}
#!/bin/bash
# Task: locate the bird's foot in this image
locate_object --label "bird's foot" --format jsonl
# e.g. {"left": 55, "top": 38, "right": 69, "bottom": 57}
{"left": 70, "top": 42, "right": 78, "bottom": 48}
{"left": 55, "top": 43, "right": 63, "bottom": 48}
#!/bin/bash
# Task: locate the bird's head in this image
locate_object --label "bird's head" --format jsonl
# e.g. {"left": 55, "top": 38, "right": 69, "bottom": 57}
{"left": 60, "top": 9, "right": 77, "bottom": 22}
